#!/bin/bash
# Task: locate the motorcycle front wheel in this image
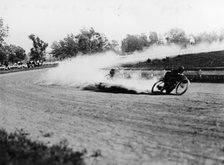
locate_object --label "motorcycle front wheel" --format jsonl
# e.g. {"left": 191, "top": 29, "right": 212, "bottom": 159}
{"left": 175, "top": 80, "right": 189, "bottom": 95}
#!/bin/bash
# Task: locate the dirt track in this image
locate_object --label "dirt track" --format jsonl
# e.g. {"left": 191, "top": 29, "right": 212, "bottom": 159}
{"left": 1, "top": 69, "right": 224, "bottom": 165}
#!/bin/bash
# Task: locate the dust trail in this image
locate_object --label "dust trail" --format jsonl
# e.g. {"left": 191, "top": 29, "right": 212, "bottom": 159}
{"left": 38, "top": 42, "right": 224, "bottom": 93}
{"left": 38, "top": 50, "right": 165, "bottom": 93}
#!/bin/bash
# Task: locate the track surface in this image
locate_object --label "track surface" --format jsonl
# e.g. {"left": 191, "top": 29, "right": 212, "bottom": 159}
{"left": 1, "top": 69, "right": 224, "bottom": 165}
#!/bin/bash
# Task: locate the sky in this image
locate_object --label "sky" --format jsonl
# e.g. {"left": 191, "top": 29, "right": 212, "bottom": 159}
{"left": 1, "top": 0, "right": 224, "bottom": 52}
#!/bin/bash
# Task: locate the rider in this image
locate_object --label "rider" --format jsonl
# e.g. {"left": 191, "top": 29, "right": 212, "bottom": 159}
{"left": 162, "top": 66, "right": 185, "bottom": 93}
{"left": 107, "top": 68, "right": 116, "bottom": 79}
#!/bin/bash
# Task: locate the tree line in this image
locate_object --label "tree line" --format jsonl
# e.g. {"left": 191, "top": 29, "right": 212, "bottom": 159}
{"left": 1, "top": 17, "right": 224, "bottom": 65}
{"left": 50, "top": 28, "right": 224, "bottom": 59}
{"left": 0, "top": 18, "right": 49, "bottom": 66}
{"left": 50, "top": 27, "right": 111, "bottom": 60}
{"left": 121, "top": 28, "right": 224, "bottom": 53}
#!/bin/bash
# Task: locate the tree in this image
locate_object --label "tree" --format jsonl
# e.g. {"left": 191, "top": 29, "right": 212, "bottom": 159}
{"left": 121, "top": 34, "right": 149, "bottom": 53}
{"left": 14, "top": 46, "right": 26, "bottom": 61}
{"left": 50, "top": 28, "right": 110, "bottom": 59}
{"left": 165, "top": 28, "right": 188, "bottom": 47}
{"left": 2, "top": 44, "right": 26, "bottom": 63}
{"left": 51, "top": 41, "right": 64, "bottom": 59}
{"left": 110, "top": 40, "right": 119, "bottom": 52}
{"left": 0, "top": 46, "right": 7, "bottom": 65}
{"left": 0, "top": 18, "right": 9, "bottom": 46}
{"left": 0, "top": 18, "right": 9, "bottom": 64}
{"left": 146, "top": 58, "right": 151, "bottom": 63}
{"left": 28, "top": 34, "right": 48, "bottom": 61}
{"left": 219, "top": 29, "right": 224, "bottom": 42}
{"left": 148, "top": 31, "right": 159, "bottom": 45}
{"left": 8, "top": 45, "right": 26, "bottom": 63}
{"left": 194, "top": 31, "right": 220, "bottom": 44}
{"left": 139, "top": 33, "right": 149, "bottom": 47}
{"left": 75, "top": 27, "right": 110, "bottom": 54}
{"left": 0, "top": 44, "right": 26, "bottom": 65}
{"left": 50, "top": 34, "right": 78, "bottom": 60}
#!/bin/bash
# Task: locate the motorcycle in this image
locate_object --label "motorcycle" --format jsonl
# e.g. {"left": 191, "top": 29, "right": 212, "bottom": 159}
{"left": 151, "top": 74, "right": 190, "bottom": 95}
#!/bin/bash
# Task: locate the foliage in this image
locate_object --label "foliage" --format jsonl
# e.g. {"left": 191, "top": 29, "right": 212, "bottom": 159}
{"left": 0, "top": 46, "right": 7, "bottom": 64}
{"left": 121, "top": 34, "right": 149, "bottom": 53}
{"left": 148, "top": 31, "right": 159, "bottom": 45}
{"left": 0, "top": 18, "right": 9, "bottom": 45}
{"left": 120, "top": 28, "right": 224, "bottom": 54}
{"left": 110, "top": 40, "right": 119, "bottom": 52}
{"left": 0, "top": 18, "right": 9, "bottom": 64}
{"left": 50, "top": 28, "right": 110, "bottom": 59}
{"left": 28, "top": 34, "right": 48, "bottom": 61}
{"left": 164, "top": 28, "right": 224, "bottom": 47}
{"left": 50, "top": 27, "right": 224, "bottom": 58}
{"left": 146, "top": 58, "right": 151, "bottom": 63}
{"left": 51, "top": 34, "right": 78, "bottom": 60}
{"left": 165, "top": 28, "right": 188, "bottom": 47}
{"left": 0, "top": 44, "right": 26, "bottom": 65}
{"left": 76, "top": 27, "right": 110, "bottom": 54}
{"left": 194, "top": 31, "right": 224, "bottom": 44}
{"left": 5, "top": 45, "right": 26, "bottom": 63}
{"left": 0, "top": 129, "right": 85, "bottom": 165}
{"left": 0, "top": 18, "right": 26, "bottom": 65}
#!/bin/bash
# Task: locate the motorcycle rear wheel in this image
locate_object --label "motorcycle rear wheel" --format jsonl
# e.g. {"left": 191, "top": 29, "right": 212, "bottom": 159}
{"left": 151, "top": 80, "right": 165, "bottom": 93}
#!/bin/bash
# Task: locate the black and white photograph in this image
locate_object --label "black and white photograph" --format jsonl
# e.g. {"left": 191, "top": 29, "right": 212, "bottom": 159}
{"left": 0, "top": 0, "right": 224, "bottom": 164}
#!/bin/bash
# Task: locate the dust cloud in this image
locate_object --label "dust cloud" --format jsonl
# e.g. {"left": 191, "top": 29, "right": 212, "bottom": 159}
{"left": 38, "top": 51, "right": 157, "bottom": 93}
{"left": 38, "top": 42, "right": 224, "bottom": 93}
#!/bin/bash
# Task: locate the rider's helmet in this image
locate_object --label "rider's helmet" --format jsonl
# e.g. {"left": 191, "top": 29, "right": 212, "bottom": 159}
{"left": 177, "top": 66, "right": 184, "bottom": 73}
